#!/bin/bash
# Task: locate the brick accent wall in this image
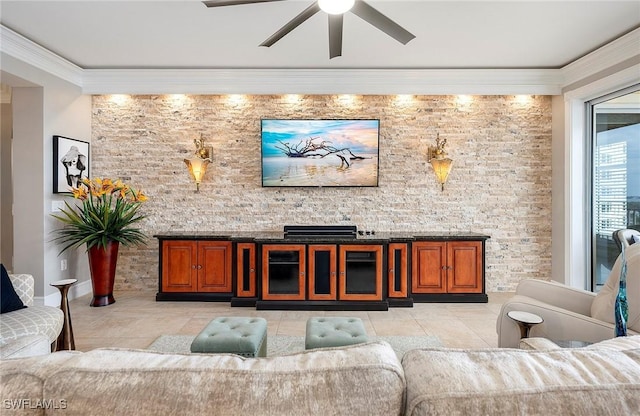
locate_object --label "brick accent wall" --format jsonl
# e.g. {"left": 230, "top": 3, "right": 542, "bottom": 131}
{"left": 91, "top": 94, "right": 552, "bottom": 293}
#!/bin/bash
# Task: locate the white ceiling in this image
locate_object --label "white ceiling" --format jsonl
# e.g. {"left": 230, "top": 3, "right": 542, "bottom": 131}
{"left": 1, "top": 0, "right": 639, "bottom": 70}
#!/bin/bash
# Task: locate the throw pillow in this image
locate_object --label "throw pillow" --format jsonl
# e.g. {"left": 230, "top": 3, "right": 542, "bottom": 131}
{"left": 1, "top": 263, "right": 26, "bottom": 314}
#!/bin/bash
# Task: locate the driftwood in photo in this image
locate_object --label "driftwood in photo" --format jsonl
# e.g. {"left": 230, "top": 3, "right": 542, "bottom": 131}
{"left": 275, "top": 137, "right": 370, "bottom": 168}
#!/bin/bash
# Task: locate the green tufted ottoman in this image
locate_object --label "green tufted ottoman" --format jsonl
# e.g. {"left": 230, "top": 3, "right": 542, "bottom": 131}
{"left": 305, "top": 317, "right": 369, "bottom": 350}
{"left": 190, "top": 317, "right": 267, "bottom": 357}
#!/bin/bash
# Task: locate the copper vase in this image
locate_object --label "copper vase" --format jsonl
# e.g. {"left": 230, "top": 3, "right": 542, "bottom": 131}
{"left": 87, "top": 241, "right": 119, "bottom": 307}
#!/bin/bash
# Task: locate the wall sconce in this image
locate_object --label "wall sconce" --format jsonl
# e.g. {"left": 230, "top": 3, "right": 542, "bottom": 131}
{"left": 427, "top": 134, "right": 453, "bottom": 191}
{"left": 184, "top": 138, "right": 213, "bottom": 192}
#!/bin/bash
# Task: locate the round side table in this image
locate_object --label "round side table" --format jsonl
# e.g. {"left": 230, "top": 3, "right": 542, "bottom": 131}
{"left": 50, "top": 278, "right": 78, "bottom": 351}
{"left": 507, "top": 310, "right": 544, "bottom": 339}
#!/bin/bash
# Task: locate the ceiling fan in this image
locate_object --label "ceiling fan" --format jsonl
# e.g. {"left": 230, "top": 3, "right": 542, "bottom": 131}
{"left": 202, "top": 0, "right": 415, "bottom": 59}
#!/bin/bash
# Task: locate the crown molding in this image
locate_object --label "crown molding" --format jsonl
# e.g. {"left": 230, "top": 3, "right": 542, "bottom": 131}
{"left": 0, "top": 25, "right": 83, "bottom": 86}
{"left": 4, "top": 22, "right": 638, "bottom": 96}
{"left": 561, "top": 27, "right": 640, "bottom": 88}
{"left": 81, "top": 68, "right": 562, "bottom": 95}
{"left": 563, "top": 63, "right": 640, "bottom": 101}
{"left": 0, "top": 24, "right": 561, "bottom": 95}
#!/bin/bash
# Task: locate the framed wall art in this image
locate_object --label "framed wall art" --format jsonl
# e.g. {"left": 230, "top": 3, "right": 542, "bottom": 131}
{"left": 53, "top": 135, "right": 90, "bottom": 194}
{"left": 261, "top": 119, "right": 380, "bottom": 187}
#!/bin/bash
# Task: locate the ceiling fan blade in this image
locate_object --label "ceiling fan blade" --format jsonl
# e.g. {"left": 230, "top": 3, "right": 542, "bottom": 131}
{"left": 203, "top": 0, "right": 286, "bottom": 7}
{"left": 351, "top": 1, "right": 415, "bottom": 45}
{"left": 260, "top": 2, "right": 321, "bottom": 47}
{"left": 328, "top": 14, "right": 344, "bottom": 59}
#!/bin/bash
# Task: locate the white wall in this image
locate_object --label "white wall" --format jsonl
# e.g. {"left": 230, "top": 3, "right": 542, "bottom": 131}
{"left": 551, "top": 95, "right": 565, "bottom": 284}
{"left": 1, "top": 102, "right": 13, "bottom": 270}
{"left": 12, "top": 87, "right": 45, "bottom": 297}
{"left": 1, "top": 54, "right": 91, "bottom": 305}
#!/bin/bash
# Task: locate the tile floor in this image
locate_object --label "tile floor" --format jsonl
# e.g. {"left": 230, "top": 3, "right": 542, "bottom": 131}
{"left": 68, "top": 291, "right": 514, "bottom": 352}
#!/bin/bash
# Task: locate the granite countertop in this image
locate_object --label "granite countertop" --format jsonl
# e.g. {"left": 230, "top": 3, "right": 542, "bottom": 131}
{"left": 412, "top": 232, "right": 491, "bottom": 240}
{"left": 153, "top": 231, "right": 234, "bottom": 240}
{"left": 154, "top": 231, "right": 490, "bottom": 242}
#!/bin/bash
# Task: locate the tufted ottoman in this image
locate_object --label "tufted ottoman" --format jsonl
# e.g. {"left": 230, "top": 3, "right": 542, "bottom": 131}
{"left": 190, "top": 317, "right": 267, "bottom": 357}
{"left": 305, "top": 317, "right": 369, "bottom": 350}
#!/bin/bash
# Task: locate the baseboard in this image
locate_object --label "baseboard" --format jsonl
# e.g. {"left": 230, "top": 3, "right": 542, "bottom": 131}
{"left": 39, "top": 279, "right": 92, "bottom": 306}
{"left": 69, "top": 279, "right": 92, "bottom": 300}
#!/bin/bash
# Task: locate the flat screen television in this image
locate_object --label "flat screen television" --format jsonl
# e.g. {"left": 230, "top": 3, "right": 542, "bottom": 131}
{"left": 261, "top": 119, "right": 380, "bottom": 187}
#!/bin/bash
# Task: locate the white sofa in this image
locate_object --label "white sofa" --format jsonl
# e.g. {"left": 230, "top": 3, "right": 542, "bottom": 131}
{"left": 1, "top": 341, "right": 406, "bottom": 416}
{"left": 1, "top": 337, "right": 639, "bottom": 415}
{"left": 403, "top": 336, "right": 640, "bottom": 415}
{"left": 0, "top": 274, "right": 64, "bottom": 359}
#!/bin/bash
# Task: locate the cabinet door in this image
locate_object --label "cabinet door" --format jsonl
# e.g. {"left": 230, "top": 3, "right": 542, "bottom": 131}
{"left": 388, "top": 243, "right": 408, "bottom": 298}
{"left": 162, "top": 240, "right": 197, "bottom": 292}
{"left": 308, "top": 245, "right": 337, "bottom": 300}
{"left": 197, "top": 241, "right": 232, "bottom": 293}
{"left": 447, "top": 241, "right": 483, "bottom": 293}
{"left": 339, "top": 245, "right": 382, "bottom": 301}
{"left": 236, "top": 243, "right": 256, "bottom": 297}
{"left": 262, "top": 245, "right": 306, "bottom": 300}
{"left": 411, "top": 242, "right": 446, "bottom": 294}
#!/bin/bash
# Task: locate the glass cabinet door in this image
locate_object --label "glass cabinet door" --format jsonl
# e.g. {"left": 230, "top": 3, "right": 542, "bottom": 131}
{"left": 308, "top": 245, "right": 337, "bottom": 300}
{"left": 262, "top": 245, "right": 306, "bottom": 300}
{"left": 339, "top": 245, "right": 382, "bottom": 301}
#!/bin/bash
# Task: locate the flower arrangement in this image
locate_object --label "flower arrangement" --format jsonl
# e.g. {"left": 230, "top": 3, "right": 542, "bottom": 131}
{"left": 52, "top": 178, "right": 148, "bottom": 253}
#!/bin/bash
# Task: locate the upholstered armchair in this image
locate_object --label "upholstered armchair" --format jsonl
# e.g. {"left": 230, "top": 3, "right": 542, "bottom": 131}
{"left": 497, "top": 243, "right": 640, "bottom": 348}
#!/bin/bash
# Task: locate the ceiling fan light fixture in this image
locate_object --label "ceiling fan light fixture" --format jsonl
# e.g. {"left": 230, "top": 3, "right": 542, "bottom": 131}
{"left": 318, "top": 0, "right": 355, "bottom": 15}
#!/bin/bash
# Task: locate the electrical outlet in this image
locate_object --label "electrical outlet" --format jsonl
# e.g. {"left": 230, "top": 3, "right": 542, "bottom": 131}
{"left": 60, "top": 259, "right": 67, "bottom": 271}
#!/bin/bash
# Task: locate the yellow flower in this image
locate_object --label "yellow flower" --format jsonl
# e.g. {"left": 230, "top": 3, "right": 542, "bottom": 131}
{"left": 72, "top": 186, "right": 88, "bottom": 200}
{"left": 91, "top": 187, "right": 107, "bottom": 198}
{"left": 120, "top": 184, "right": 131, "bottom": 199}
{"left": 87, "top": 177, "right": 100, "bottom": 195}
{"left": 101, "top": 178, "right": 115, "bottom": 194}
{"left": 133, "top": 190, "right": 148, "bottom": 203}
{"left": 74, "top": 177, "right": 148, "bottom": 204}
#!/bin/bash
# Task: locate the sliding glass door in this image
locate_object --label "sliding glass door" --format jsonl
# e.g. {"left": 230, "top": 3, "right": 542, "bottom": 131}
{"left": 590, "top": 86, "right": 640, "bottom": 290}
